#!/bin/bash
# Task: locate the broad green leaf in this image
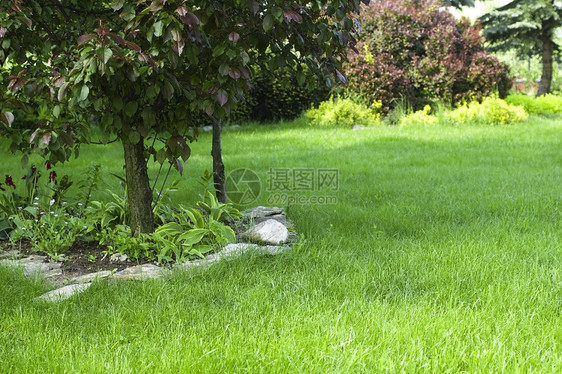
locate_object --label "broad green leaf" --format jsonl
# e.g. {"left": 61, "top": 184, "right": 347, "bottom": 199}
{"left": 53, "top": 105, "right": 61, "bottom": 118}
{"left": 128, "top": 131, "right": 140, "bottom": 144}
{"left": 240, "top": 51, "right": 250, "bottom": 65}
{"left": 111, "top": 0, "right": 125, "bottom": 11}
{"left": 184, "top": 208, "right": 205, "bottom": 228}
{"left": 124, "top": 101, "right": 138, "bottom": 117}
{"left": 155, "top": 222, "right": 184, "bottom": 236}
{"left": 271, "top": 7, "right": 283, "bottom": 21}
{"left": 163, "top": 80, "right": 174, "bottom": 100}
{"left": 155, "top": 148, "right": 166, "bottom": 164}
{"left": 263, "top": 14, "right": 274, "bottom": 32}
{"left": 112, "top": 96, "right": 123, "bottom": 111}
{"left": 102, "top": 47, "right": 113, "bottom": 64}
{"left": 20, "top": 154, "right": 28, "bottom": 169}
{"left": 218, "top": 63, "right": 230, "bottom": 76}
{"left": 153, "top": 20, "right": 163, "bottom": 37}
{"left": 296, "top": 70, "right": 306, "bottom": 86}
{"left": 79, "top": 85, "right": 89, "bottom": 101}
{"left": 57, "top": 82, "right": 69, "bottom": 101}
{"left": 101, "top": 112, "right": 113, "bottom": 127}
{"left": 212, "top": 45, "right": 225, "bottom": 57}
{"left": 179, "top": 228, "right": 208, "bottom": 246}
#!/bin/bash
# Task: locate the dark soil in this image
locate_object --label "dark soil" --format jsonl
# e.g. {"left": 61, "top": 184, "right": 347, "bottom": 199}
{"left": 1, "top": 240, "right": 154, "bottom": 279}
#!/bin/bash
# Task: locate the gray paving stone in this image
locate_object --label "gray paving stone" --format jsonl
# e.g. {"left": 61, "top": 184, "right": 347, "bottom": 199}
{"left": 36, "top": 283, "right": 92, "bottom": 302}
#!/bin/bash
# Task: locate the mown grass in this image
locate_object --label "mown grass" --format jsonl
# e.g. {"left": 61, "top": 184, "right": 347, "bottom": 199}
{"left": 1, "top": 116, "right": 562, "bottom": 372}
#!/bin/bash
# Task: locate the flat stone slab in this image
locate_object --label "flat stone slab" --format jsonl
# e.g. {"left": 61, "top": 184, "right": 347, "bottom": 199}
{"left": 110, "top": 264, "right": 169, "bottom": 280}
{"left": 0, "top": 255, "right": 61, "bottom": 277}
{"left": 243, "top": 206, "right": 284, "bottom": 220}
{"left": 255, "top": 213, "right": 291, "bottom": 227}
{"left": 70, "top": 270, "right": 113, "bottom": 284}
{"left": 178, "top": 243, "right": 290, "bottom": 271}
{"left": 36, "top": 283, "right": 92, "bottom": 302}
{"left": 0, "top": 249, "right": 21, "bottom": 260}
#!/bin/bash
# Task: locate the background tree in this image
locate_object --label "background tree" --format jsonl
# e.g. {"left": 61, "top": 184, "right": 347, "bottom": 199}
{"left": 480, "top": 0, "right": 562, "bottom": 96}
{"left": 0, "top": 0, "right": 364, "bottom": 235}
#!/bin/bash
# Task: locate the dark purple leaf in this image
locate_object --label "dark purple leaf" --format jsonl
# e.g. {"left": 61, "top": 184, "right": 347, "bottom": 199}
{"left": 18, "top": 16, "right": 32, "bottom": 29}
{"left": 229, "top": 31, "right": 240, "bottom": 43}
{"left": 0, "top": 112, "right": 14, "bottom": 127}
{"left": 77, "top": 34, "right": 96, "bottom": 45}
{"left": 125, "top": 41, "right": 142, "bottom": 52}
{"left": 179, "top": 12, "right": 199, "bottom": 27}
{"left": 176, "top": 6, "right": 188, "bottom": 17}
{"left": 175, "top": 159, "right": 184, "bottom": 176}
{"left": 96, "top": 27, "right": 109, "bottom": 37}
{"left": 9, "top": 77, "right": 27, "bottom": 93}
{"left": 229, "top": 68, "right": 241, "bottom": 80}
{"left": 172, "top": 40, "right": 185, "bottom": 55}
{"left": 41, "top": 132, "right": 52, "bottom": 145}
{"left": 217, "top": 90, "right": 228, "bottom": 107}
{"left": 247, "top": 0, "right": 259, "bottom": 14}
{"left": 336, "top": 70, "right": 348, "bottom": 85}
{"left": 107, "top": 33, "right": 127, "bottom": 46}
{"left": 283, "top": 10, "right": 303, "bottom": 24}
{"left": 178, "top": 138, "right": 191, "bottom": 161}
{"left": 52, "top": 75, "right": 65, "bottom": 88}
{"left": 240, "top": 68, "right": 250, "bottom": 79}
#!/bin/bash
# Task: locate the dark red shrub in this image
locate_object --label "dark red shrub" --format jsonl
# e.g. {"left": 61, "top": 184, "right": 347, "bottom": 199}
{"left": 345, "top": 0, "right": 511, "bottom": 113}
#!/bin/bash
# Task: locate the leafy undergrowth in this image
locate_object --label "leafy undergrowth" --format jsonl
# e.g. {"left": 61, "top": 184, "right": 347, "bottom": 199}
{"left": 0, "top": 166, "right": 244, "bottom": 266}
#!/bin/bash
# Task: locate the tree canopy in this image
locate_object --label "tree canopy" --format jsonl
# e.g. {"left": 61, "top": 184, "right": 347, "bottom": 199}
{"left": 0, "top": 0, "right": 365, "bottom": 234}
{"left": 480, "top": 0, "right": 562, "bottom": 96}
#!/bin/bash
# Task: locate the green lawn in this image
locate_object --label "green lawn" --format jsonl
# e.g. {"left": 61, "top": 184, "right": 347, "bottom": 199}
{"left": 1, "top": 117, "right": 562, "bottom": 372}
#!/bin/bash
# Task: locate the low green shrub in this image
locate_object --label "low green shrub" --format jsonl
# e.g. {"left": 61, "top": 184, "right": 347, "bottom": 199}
{"left": 505, "top": 93, "right": 562, "bottom": 114}
{"left": 398, "top": 105, "right": 438, "bottom": 126}
{"left": 305, "top": 98, "right": 382, "bottom": 128}
{"left": 446, "top": 96, "right": 528, "bottom": 125}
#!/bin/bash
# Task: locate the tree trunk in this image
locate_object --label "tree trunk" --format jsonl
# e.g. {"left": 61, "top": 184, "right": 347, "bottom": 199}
{"left": 211, "top": 118, "right": 227, "bottom": 203}
{"left": 123, "top": 137, "right": 155, "bottom": 235}
{"left": 537, "top": 30, "right": 553, "bottom": 97}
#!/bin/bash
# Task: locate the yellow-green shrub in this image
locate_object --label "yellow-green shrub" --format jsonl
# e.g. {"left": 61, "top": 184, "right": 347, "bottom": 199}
{"left": 305, "top": 98, "right": 382, "bottom": 128}
{"left": 505, "top": 94, "right": 562, "bottom": 114}
{"left": 398, "top": 105, "right": 438, "bottom": 126}
{"left": 446, "top": 97, "right": 528, "bottom": 125}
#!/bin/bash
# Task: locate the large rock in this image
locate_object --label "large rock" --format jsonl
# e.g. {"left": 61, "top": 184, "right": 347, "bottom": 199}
{"left": 110, "top": 253, "right": 128, "bottom": 262}
{"left": 36, "top": 283, "right": 92, "bottom": 302}
{"left": 241, "top": 219, "right": 289, "bottom": 245}
{"left": 243, "top": 206, "right": 284, "bottom": 220}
